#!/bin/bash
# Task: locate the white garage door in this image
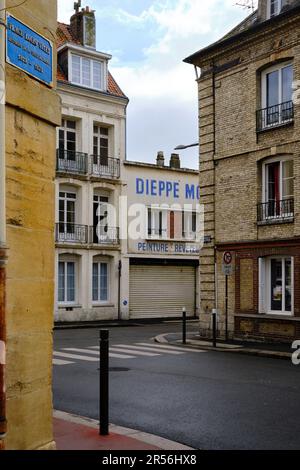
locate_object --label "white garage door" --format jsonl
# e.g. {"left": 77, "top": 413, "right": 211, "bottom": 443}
{"left": 129, "top": 264, "right": 196, "bottom": 319}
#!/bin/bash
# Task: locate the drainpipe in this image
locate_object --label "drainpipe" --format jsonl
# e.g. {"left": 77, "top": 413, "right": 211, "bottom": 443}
{"left": 0, "top": 0, "right": 7, "bottom": 450}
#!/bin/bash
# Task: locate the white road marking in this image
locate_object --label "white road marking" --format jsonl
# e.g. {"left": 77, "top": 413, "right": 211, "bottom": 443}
{"left": 53, "top": 358, "right": 74, "bottom": 365}
{"left": 63, "top": 348, "right": 136, "bottom": 359}
{"left": 135, "top": 343, "right": 206, "bottom": 353}
{"left": 53, "top": 351, "right": 99, "bottom": 362}
{"left": 115, "top": 344, "right": 184, "bottom": 355}
{"left": 89, "top": 346, "right": 160, "bottom": 357}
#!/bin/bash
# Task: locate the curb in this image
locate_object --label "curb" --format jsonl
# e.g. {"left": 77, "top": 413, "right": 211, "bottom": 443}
{"left": 155, "top": 334, "right": 292, "bottom": 360}
{"left": 53, "top": 410, "right": 194, "bottom": 451}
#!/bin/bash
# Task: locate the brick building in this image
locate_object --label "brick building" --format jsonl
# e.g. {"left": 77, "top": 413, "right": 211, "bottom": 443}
{"left": 185, "top": 0, "right": 300, "bottom": 343}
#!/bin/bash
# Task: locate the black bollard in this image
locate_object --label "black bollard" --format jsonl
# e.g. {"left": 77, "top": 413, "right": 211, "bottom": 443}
{"left": 212, "top": 309, "right": 217, "bottom": 348}
{"left": 182, "top": 307, "right": 187, "bottom": 344}
{"left": 99, "top": 329, "right": 109, "bottom": 436}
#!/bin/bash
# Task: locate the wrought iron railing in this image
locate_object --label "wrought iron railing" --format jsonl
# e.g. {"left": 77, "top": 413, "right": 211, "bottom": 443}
{"left": 56, "top": 149, "right": 88, "bottom": 175}
{"left": 56, "top": 223, "right": 88, "bottom": 244}
{"left": 90, "top": 226, "right": 119, "bottom": 245}
{"left": 90, "top": 156, "right": 120, "bottom": 179}
{"left": 256, "top": 101, "right": 294, "bottom": 132}
{"left": 257, "top": 198, "right": 294, "bottom": 222}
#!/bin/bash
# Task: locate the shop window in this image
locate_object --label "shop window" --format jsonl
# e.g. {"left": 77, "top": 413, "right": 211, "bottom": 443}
{"left": 259, "top": 257, "right": 293, "bottom": 315}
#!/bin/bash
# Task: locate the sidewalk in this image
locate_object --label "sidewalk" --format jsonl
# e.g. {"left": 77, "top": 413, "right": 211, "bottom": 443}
{"left": 53, "top": 411, "right": 193, "bottom": 451}
{"left": 155, "top": 332, "right": 293, "bottom": 360}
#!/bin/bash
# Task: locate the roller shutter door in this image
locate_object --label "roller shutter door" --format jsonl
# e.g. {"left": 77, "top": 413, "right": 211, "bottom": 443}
{"left": 129, "top": 265, "right": 195, "bottom": 319}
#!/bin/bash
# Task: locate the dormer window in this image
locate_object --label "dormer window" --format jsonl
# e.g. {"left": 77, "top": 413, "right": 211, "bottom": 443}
{"left": 268, "top": 0, "right": 282, "bottom": 19}
{"left": 71, "top": 53, "right": 103, "bottom": 90}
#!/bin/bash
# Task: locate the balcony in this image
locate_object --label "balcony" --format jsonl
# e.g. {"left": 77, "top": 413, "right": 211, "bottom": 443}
{"left": 56, "top": 223, "right": 89, "bottom": 244}
{"left": 56, "top": 224, "right": 119, "bottom": 245}
{"left": 256, "top": 101, "right": 294, "bottom": 132}
{"left": 90, "top": 226, "right": 119, "bottom": 245}
{"left": 56, "top": 149, "right": 88, "bottom": 175}
{"left": 257, "top": 199, "right": 294, "bottom": 224}
{"left": 90, "top": 155, "right": 120, "bottom": 179}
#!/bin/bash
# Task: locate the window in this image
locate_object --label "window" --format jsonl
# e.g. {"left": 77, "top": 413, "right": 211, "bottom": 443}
{"left": 93, "top": 126, "right": 109, "bottom": 167}
{"left": 259, "top": 257, "right": 293, "bottom": 315}
{"left": 261, "top": 159, "right": 294, "bottom": 219}
{"left": 71, "top": 54, "right": 103, "bottom": 90}
{"left": 147, "top": 208, "right": 167, "bottom": 238}
{"left": 59, "top": 191, "right": 76, "bottom": 235}
{"left": 93, "top": 262, "right": 109, "bottom": 303}
{"left": 58, "top": 119, "right": 76, "bottom": 159}
{"left": 93, "top": 194, "right": 109, "bottom": 243}
{"left": 268, "top": 0, "right": 282, "bottom": 19}
{"left": 58, "top": 261, "right": 76, "bottom": 304}
{"left": 260, "top": 63, "right": 293, "bottom": 128}
{"left": 182, "top": 211, "right": 197, "bottom": 240}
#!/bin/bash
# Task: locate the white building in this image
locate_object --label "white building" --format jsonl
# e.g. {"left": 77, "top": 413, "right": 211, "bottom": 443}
{"left": 55, "top": 6, "right": 128, "bottom": 323}
{"left": 121, "top": 153, "right": 201, "bottom": 320}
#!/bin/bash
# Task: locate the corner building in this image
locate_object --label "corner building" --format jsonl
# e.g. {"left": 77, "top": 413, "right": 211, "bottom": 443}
{"left": 185, "top": 0, "right": 300, "bottom": 342}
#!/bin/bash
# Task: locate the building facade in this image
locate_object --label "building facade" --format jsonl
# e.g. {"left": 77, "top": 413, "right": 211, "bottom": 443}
{"left": 3, "top": 0, "right": 60, "bottom": 450}
{"left": 55, "top": 7, "right": 128, "bottom": 323}
{"left": 122, "top": 154, "right": 201, "bottom": 320}
{"left": 185, "top": 0, "right": 300, "bottom": 343}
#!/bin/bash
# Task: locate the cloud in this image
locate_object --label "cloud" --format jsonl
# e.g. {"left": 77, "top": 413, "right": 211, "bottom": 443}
{"left": 58, "top": 0, "right": 254, "bottom": 167}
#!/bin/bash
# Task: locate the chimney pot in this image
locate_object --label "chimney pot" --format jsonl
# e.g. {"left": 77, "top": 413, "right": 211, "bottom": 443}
{"left": 170, "top": 153, "right": 181, "bottom": 169}
{"left": 156, "top": 151, "right": 165, "bottom": 167}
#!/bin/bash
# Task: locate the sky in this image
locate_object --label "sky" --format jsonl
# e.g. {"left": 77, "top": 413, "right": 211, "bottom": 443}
{"left": 58, "top": 0, "right": 257, "bottom": 169}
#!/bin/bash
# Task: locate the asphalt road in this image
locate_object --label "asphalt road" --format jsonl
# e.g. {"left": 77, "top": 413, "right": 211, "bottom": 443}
{"left": 53, "top": 322, "right": 300, "bottom": 450}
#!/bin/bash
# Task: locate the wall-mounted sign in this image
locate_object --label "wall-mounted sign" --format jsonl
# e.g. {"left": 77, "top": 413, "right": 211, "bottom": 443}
{"left": 6, "top": 14, "right": 53, "bottom": 87}
{"left": 137, "top": 242, "right": 200, "bottom": 255}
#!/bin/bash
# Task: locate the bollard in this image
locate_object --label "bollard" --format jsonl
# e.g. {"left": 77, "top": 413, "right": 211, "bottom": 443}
{"left": 182, "top": 307, "right": 187, "bottom": 344}
{"left": 212, "top": 309, "right": 217, "bottom": 348}
{"left": 99, "top": 329, "right": 109, "bottom": 436}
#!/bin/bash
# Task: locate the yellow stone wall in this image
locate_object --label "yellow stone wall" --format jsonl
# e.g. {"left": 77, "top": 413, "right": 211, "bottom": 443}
{"left": 4, "top": 0, "right": 61, "bottom": 450}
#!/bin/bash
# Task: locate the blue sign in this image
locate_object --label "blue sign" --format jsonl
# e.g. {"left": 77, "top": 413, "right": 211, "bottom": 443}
{"left": 6, "top": 14, "right": 53, "bottom": 86}
{"left": 136, "top": 178, "right": 200, "bottom": 200}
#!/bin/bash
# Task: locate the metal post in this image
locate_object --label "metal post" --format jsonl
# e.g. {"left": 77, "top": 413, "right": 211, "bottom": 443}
{"left": 182, "top": 307, "right": 187, "bottom": 344}
{"left": 212, "top": 309, "right": 217, "bottom": 348}
{"left": 225, "top": 275, "right": 229, "bottom": 342}
{"left": 99, "top": 330, "right": 109, "bottom": 436}
{"left": 118, "top": 260, "right": 122, "bottom": 321}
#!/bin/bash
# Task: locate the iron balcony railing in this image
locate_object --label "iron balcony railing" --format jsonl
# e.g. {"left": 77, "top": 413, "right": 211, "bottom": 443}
{"left": 91, "top": 155, "right": 120, "bottom": 179}
{"left": 56, "top": 223, "right": 88, "bottom": 244}
{"left": 257, "top": 198, "right": 294, "bottom": 222}
{"left": 256, "top": 100, "right": 294, "bottom": 132}
{"left": 56, "top": 149, "right": 88, "bottom": 175}
{"left": 90, "top": 226, "right": 120, "bottom": 245}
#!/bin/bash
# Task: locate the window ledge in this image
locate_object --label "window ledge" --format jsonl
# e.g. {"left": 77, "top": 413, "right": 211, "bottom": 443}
{"left": 256, "top": 120, "right": 294, "bottom": 134}
{"left": 92, "top": 303, "right": 114, "bottom": 308}
{"left": 58, "top": 305, "right": 82, "bottom": 310}
{"left": 257, "top": 217, "right": 294, "bottom": 226}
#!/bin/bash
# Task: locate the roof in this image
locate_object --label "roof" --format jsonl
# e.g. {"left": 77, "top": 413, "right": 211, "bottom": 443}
{"left": 56, "top": 22, "right": 128, "bottom": 100}
{"left": 123, "top": 160, "right": 198, "bottom": 175}
{"left": 184, "top": 2, "right": 300, "bottom": 64}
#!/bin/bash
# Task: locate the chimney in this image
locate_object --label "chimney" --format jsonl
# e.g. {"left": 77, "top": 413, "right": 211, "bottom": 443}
{"left": 170, "top": 153, "right": 181, "bottom": 169}
{"left": 70, "top": 3, "right": 96, "bottom": 49}
{"left": 156, "top": 151, "right": 165, "bottom": 167}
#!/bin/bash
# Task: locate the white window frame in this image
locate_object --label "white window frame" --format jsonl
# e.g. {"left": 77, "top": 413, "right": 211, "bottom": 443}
{"left": 70, "top": 53, "right": 104, "bottom": 91}
{"left": 259, "top": 256, "right": 294, "bottom": 316}
{"left": 92, "top": 260, "right": 110, "bottom": 305}
{"left": 182, "top": 210, "right": 197, "bottom": 241}
{"left": 262, "top": 157, "right": 294, "bottom": 219}
{"left": 261, "top": 61, "right": 293, "bottom": 107}
{"left": 267, "top": 0, "right": 282, "bottom": 19}
{"left": 58, "top": 258, "right": 79, "bottom": 306}
{"left": 147, "top": 206, "right": 168, "bottom": 239}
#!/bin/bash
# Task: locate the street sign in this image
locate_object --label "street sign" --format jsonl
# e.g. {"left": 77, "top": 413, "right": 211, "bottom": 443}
{"left": 6, "top": 14, "right": 53, "bottom": 87}
{"left": 223, "top": 251, "right": 233, "bottom": 265}
{"left": 222, "top": 264, "right": 234, "bottom": 276}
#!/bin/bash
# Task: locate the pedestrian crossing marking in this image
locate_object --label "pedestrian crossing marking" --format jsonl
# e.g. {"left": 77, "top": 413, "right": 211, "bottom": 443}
{"left": 114, "top": 344, "right": 184, "bottom": 355}
{"left": 136, "top": 343, "right": 206, "bottom": 353}
{"left": 53, "top": 342, "right": 208, "bottom": 366}
{"left": 53, "top": 351, "right": 99, "bottom": 362}
{"left": 63, "top": 347, "right": 135, "bottom": 359}
{"left": 53, "top": 358, "right": 74, "bottom": 366}
{"left": 88, "top": 346, "right": 160, "bottom": 357}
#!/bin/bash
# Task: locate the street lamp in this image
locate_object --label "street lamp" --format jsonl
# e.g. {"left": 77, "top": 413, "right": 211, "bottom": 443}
{"left": 174, "top": 143, "right": 199, "bottom": 150}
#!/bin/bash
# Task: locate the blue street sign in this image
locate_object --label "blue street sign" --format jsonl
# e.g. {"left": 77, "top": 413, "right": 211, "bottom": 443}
{"left": 6, "top": 14, "right": 53, "bottom": 87}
